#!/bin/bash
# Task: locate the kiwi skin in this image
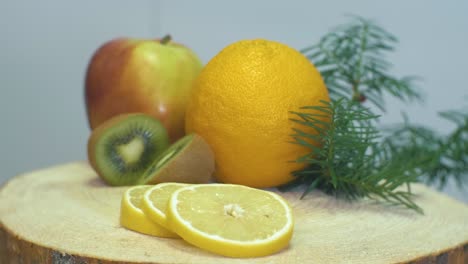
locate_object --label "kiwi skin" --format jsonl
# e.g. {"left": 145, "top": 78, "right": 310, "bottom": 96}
{"left": 87, "top": 113, "right": 170, "bottom": 186}
{"left": 143, "top": 134, "right": 215, "bottom": 184}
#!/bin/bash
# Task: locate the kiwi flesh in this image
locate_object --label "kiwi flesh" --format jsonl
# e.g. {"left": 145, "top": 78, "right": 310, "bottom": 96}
{"left": 142, "top": 133, "right": 215, "bottom": 184}
{"left": 87, "top": 113, "right": 170, "bottom": 186}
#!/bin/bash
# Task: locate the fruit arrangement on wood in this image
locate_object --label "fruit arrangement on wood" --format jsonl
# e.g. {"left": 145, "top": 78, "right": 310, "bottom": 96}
{"left": 0, "top": 10, "right": 467, "bottom": 263}
{"left": 80, "top": 17, "right": 468, "bottom": 258}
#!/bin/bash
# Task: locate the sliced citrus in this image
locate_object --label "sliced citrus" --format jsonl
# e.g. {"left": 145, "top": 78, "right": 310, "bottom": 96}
{"left": 120, "top": 185, "right": 177, "bottom": 238}
{"left": 142, "top": 182, "right": 189, "bottom": 230}
{"left": 167, "top": 184, "right": 294, "bottom": 258}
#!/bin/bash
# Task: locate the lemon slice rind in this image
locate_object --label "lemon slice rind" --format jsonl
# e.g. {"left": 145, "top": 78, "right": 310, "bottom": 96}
{"left": 120, "top": 185, "right": 177, "bottom": 238}
{"left": 141, "top": 182, "right": 189, "bottom": 230}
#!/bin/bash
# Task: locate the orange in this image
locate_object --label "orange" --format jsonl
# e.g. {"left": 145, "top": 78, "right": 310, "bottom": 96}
{"left": 185, "top": 39, "right": 329, "bottom": 188}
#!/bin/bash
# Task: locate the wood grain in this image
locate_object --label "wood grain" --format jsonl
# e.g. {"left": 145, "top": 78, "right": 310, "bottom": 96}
{"left": 0, "top": 162, "right": 467, "bottom": 264}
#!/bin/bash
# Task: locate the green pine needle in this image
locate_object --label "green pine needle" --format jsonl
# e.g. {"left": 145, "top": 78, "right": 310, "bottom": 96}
{"left": 288, "top": 98, "right": 422, "bottom": 213}
{"left": 381, "top": 110, "right": 468, "bottom": 189}
{"left": 301, "top": 15, "right": 422, "bottom": 111}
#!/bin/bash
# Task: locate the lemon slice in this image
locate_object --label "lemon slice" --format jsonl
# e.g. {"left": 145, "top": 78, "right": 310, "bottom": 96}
{"left": 142, "top": 182, "right": 189, "bottom": 230}
{"left": 120, "top": 185, "right": 177, "bottom": 238}
{"left": 167, "top": 184, "right": 294, "bottom": 258}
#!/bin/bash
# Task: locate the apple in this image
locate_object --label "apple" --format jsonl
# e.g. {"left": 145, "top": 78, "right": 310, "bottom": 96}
{"left": 85, "top": 35, "right": 203, "bottom": 142}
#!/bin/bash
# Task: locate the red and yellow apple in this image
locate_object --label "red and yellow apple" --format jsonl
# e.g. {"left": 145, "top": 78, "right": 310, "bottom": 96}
{"left": 84, "top": 35, "right": 203, "bottom": 142}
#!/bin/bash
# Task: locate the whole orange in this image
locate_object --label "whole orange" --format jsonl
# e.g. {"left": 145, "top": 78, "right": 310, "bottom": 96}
{"left": 185, "top": 39, "right": 329, "bottom": 188}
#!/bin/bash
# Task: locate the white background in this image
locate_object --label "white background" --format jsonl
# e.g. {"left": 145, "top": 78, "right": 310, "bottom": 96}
{"left": 1, "top": 0, "right": 467, "bottom": 202}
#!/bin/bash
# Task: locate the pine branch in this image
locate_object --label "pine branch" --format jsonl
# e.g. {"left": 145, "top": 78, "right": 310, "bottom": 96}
{"left": 381, "top": 110, "right": 468, "bottom": 189}
{"left": 288, "top": 99, "right": 422, "bottom": 212}
{"left": 285, "top": 15, "right": 467, "bottom": 213}
{"left": 301, "top": 15, "right": 422, "bottom": 111}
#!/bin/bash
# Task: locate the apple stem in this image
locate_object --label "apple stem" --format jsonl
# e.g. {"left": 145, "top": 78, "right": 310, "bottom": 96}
{"left": 160, "top": 34, "right": 172, "bottom": 45}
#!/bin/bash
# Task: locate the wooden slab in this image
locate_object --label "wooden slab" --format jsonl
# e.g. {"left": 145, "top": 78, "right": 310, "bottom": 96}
{"left": 0, "top": 162, "right": 467, "bottom": 263}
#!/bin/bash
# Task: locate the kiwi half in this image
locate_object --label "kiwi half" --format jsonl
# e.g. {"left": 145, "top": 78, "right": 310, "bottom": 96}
{"left": 142, "top": 134, "right": 215, "bottom": 184}
{"left": 87, "top": 113, "right": 170, "bottom": 186}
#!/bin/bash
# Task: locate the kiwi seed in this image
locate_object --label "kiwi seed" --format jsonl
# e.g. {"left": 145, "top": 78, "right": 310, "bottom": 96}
{"left": 87, "top": 113, "right": 170, "bottom": 186}
{"left": 143, "top": 133, "right": 215, "bottom": 184}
